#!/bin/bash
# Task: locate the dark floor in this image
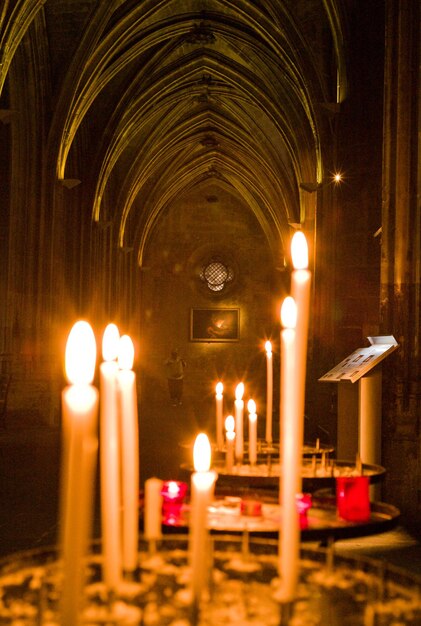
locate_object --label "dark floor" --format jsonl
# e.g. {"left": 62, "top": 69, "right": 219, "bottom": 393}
{"left": 0, "top": 385, "right": 420, "bottom": 581}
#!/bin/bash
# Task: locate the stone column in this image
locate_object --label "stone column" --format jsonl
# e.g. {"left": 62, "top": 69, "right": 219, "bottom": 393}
{"left": 380, "top": 0, "right": 420, "bottom": 526}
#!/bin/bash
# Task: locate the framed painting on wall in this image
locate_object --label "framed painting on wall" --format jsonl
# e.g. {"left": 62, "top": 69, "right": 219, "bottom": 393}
{"left": 190, "top": 308, "right": 240, "bottom": 342}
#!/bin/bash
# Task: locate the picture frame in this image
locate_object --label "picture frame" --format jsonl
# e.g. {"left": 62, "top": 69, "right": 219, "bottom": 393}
{"left": 190, "top": 308, "right": 240, "bottom": 342}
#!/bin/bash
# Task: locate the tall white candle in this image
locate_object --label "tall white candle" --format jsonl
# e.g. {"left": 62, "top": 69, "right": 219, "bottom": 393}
{"left": 234, "top": 382, "right": 244, "bottom": 463}
{"left": 279, "top": 297, "right": 300, "bottom": 602}
{"left": 290, "top": 231, "right": 311, "bottom": 492}
{"left": 117, "top": 334, "right": 139, "bottom": 574}
{"left": 60, "top": 321, "right": 99, "bottom": 626}
{"left": 215, "top": 382, "right": 224, "bottom": 450}
{"left": 144, "top": 477, "right": 163, "bottom": 541}
{"left": 247, "top": 399, "right": 257, "bottom": 465}
{"left": 189, "top": 433, "right": 217, "bottom": 605}
{"left": 99, "top": 323, "right": 122, "bottom": 590}
{"left": 265, "top": 341, "right": 273, "bottom": 443}
{"left": 225, "top": 415, "right": 235, "bottom": 472}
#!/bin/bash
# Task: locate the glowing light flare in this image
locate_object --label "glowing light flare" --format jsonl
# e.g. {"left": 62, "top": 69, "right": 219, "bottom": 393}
{"left": 281, "top": 297, "right": 297, "bottom": 329}
{"left": 102, "top": 323, "right": 120, "bottom": 362}
{"left": 225, "top": 415, "right": 235, "bottom": 433}
{"left": 265, "top": 340, "right": 272, "bottom": 355}
{"left": 215, "top": 381, "right": 223, "bottom": 396}
{"left": 247, "top": 399, "right": 257, "bottom": 415}
{"left": 333, "top": 172, "right": 343, "bottom": 184}
{"left": 193, "top": 433, "right": 212, "bottom": 472}
{"left": 167, "top": 481, "right": 181, "bottom": 497}
{"left": 291, "top": 232, "right": 309, "bottom": 270}
{"left": 118, "top": 335, "right": 135, "bottom": 370}
{"left": 235, "top": 382, "right": 245, "bottom": 401}
{"left": 65, "top": 321, "right": 96, "bottom": 385}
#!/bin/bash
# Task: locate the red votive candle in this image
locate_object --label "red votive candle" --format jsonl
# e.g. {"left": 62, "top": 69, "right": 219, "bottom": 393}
{"left": 161, "top": 480, "right": 188, "bottom": 525}
{"left": 336, "top": 476, "right": 371, "bottom": 521}
{"left": 295, "top": 493, "right": 312, "bottom": 529}
{"left": 241, "top": 498, "right": 262, "bottom": 517}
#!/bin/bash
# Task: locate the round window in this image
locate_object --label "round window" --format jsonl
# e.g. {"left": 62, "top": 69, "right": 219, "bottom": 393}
{"left": 200, "top": 260, "right": 234, "bottom": 292}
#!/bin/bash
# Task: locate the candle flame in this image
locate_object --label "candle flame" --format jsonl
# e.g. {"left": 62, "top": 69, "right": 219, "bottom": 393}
{"left": 225, "top": 415, "right": 235, "bottom": 432}
{"left": 118, "top": 335, "right": 135, "bottom": 370}
{"left": 247, "top": 399, "right": 256, "bottom": 414}
{"left": 281, "top": 296, "right": 297, "bottom": 329}
{"left": 193, "top": 433, "right": 211, "bottom": 472}
{"left": 65, "top": 321, "right": 97, "bottom": 385}
{"left": 291, "top": 231, "right": 308, "bottom": 270}
{"left": 235, "top": 382, "right": 245, "bottom": 401}
{"left": 167, "top": 481, "right": 180, "bottom": 496}
{"left": 102, "top": 323, "right": 120, "bottom": 361}
{"left": 265, "top": 340, "right": 272, "bottom": 355}
{"left": 216, "top": 381, "right": 223, "bottom": 395}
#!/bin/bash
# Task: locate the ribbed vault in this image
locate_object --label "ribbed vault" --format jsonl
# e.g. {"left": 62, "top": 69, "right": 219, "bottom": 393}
{"left": 0, "top": 0, "right": 348, "bottom": 266}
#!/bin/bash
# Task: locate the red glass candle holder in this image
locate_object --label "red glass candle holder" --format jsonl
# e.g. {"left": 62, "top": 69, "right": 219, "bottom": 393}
{"left": 161, "top": 481, "right": 188, "bottom": 525}
{"left": 295, "top": 493, "right": 312, "bottom": 529}
{"left": 336, "top": 476, "right": 371, "bottom": 522}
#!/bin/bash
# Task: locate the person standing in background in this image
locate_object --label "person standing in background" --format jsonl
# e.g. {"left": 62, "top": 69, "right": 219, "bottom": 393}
{"left": 164, "top": 349, "right": 186, "bottom": 406}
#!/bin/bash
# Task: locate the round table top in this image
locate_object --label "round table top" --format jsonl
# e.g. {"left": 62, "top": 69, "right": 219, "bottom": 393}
{"left": 180, "top": 459, "right": 386, "bottom": 490}
{"left": 158, "top": 494, "right": 400, "bottom": 542}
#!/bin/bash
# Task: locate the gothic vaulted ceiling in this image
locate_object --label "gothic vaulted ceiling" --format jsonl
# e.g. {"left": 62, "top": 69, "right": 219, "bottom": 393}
{"left": 0, "top": 0, "right": 348, "bottom": 265}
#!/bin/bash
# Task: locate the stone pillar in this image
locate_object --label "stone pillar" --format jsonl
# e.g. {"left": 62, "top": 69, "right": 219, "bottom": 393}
{"left": 381, "top": 0, "right": 420, "bottom": 527}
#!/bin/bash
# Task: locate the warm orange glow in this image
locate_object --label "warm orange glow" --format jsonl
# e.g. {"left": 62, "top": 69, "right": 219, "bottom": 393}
{"left": 193, "top": 433, "right": 211, "bottom": 472}
{"left": 216, "top": 381, "right": 223, "bottom": 395}
{"left": 281, "top": 297, "right": 297, "bottom": 329}
{"left": 265, "top": 340, "right": 272, "bottom": 355}
{"left": 102, "top": 323, "right": 120, "bottom": 362}
{"left": 333, "top": 172, "right": 343, "bottom": 184}
{"left": 65, "top": 321, "right": 96, "bottom": 385}
{"left": 118, "top": 335, "right": 135, "bottom": 370}
{"left": 291, "top": 231, "right": 308, "bottom": 270}
{"left": 235, "top": 382, "right": 245, "bottom": 401}
{"left": 225, "top": 415, "right": 235, "bottom": 432}
{"left": 247, "top": 399, "right": 256, "bottom": 414}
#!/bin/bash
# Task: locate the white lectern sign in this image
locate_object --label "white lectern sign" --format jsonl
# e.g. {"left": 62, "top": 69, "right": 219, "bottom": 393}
{"left": 319, "top": 336, "right": 398, "bottom": 498}
{"left": 319, "top": 336, "right": 398, "bottom": 384}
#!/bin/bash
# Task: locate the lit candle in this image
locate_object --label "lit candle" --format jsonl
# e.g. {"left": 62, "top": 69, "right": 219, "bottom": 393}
{"left": 279, "top": 297, "right": 300, "bottom": 602}
{"left": 99, "top": 323, "right": 122, "bottom": 590}
{"left": 247, "top": 399, "right": 258, "bottom": 465}
{"left": 60, "top": 321, "right": 99, "bottom": 626}
{"left": 290, "top": 231, "right": 311, "bottom": 492}
{"left": 189, "top": 433, "right": 217, "bottom": 606}
{"left": 265, "top": 341, "right": 273, "bottom": 443}
{"left": 117, "top": 334, "right": 139, "bottom": 574}
{"left": 144, "top": 477, "right": 163, "bottom": 543}
{"left": 215, "top": 382, "right": 224, "bottom": 450}
{"left": 225, "top": 415, "right": 235, "bottom": 472}
{"left": 234, "top": 382, "right": 244, "bottom": 463}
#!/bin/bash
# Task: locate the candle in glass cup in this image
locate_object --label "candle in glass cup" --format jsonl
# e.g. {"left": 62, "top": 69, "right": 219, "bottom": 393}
{"left": 234, "top": 382, "right": 244, "bottom": 463}
{"left": 225, "top": 415, "right": 235, "bottom": 472}
{"left": 265, "top": 341, "right": 273, "bottom": 443}
{"left": 189, "top": 433, "right": 217, "bottom": 605}
{"left": 60, "top": 321, "right": 99, "bottom": 626}
{"left": 215, "top": 382, "right": 224, "bottom": 450}
{"left": 117, "top": 334, "right": 139, "bottom": 574}
{"left": 290, "top": 231, "right": 311, "bottom": 492}
{"left": 247, "top": 399, "right": 257, "bottom": 466}
{"left": 278, "top": 297, "right": 300, "bottom": 602}
{"left": 99, "top": 323, "right": 122, "bottom": 589}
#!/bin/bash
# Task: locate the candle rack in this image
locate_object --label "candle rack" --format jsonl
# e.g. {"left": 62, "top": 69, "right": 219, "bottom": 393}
{"left": 0, "top": 535, "right": 419, "bottom": 625}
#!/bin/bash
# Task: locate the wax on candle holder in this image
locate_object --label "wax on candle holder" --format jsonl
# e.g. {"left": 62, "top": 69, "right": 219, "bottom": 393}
{"left": 336, "top": 476, "right": 371, "bottom": 521}
{"left": 295, "top": 493, "right": 312, "bottom": 529}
